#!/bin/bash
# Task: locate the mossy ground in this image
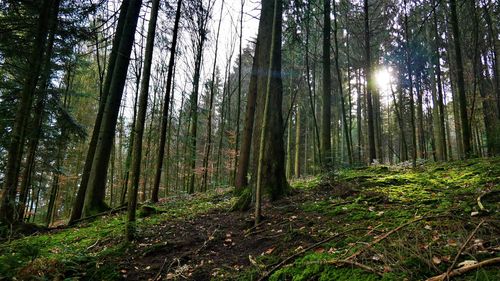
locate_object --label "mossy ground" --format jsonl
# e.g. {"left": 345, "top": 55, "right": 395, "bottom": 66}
{"left": 0, "top": 158, "right": 499, "bottom": 280}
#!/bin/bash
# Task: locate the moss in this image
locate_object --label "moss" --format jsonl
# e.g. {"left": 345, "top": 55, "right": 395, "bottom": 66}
{"left": 269, "top": 253, "right": 382, "bottom": 281}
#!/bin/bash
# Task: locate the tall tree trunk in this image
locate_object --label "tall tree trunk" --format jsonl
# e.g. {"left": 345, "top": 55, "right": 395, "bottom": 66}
{"left": 84, "top": 0, "right": 143, "bottom": 216}
{"left": 16, "top": 12, "right": 58, "bottom": 222}
{"left": 403, "top": 0, "right": 417, "bottom": 167}
{"left": 416, "top": 74, "right": 425, "bottom": 158}
{"left": 151, "top": 0, "right": 182, "bottom": 202}
{"left": 126, "top": 0, "right": 159, "bottom": 240}
{"left": 235, "top": 42, "right": 259, "bottom": 191}
{"left": 187, "top": 1, "right": 212, "bottom": 193}
{"left": 255, "top": 0, "right": 281, "bottom": 225}
{"left": 363, "top": 0, "right": 376, "bottom": 164}
{"left": 304, "top": 6, "right": 321, "bottom": 167}
{"left": 294, "top": 104, "right": 301, "bottom": 178}
{"left": 232, "top": 0, "right": 245, "bottom": 185}
{"left": 0, "top": 0, "right": 59, "bottom": 224}
{"left": 321, "top": 0, "right": 332, "bottom": 168}
{"left": 251, "top": 0, "right": 287, "bottom": 202}
{"left": 449, "top": 0, "right": 471, "bottom": 158}
{"left": 70, "top": 0, "right": 131, "bottom": 223}
{"left": 332, "top": 0, "right": 352, "bottom": 166}
{"left": 432, "top": 0, "right": 448, "bottom": 160}
{"left": 201, "top": 0, "right": 224, "bottom": 192}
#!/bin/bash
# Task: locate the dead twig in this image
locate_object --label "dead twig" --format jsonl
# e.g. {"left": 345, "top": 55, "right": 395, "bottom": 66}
{"left": 195, "top": 228, "right": 218, "bottom": 254}
{"left": 476, "top": 192, "right": 489, "bottom": 212}
{"left": 425, "top": 257, "right": 500, "bottom": 281}
{"left": 245, "top": 220, "right": 289, "bottom": 237}
{"left": 345, "top": 216, "right": 427, "bottom": 261}
{"left": 305, "top": 259, "right": 383, "bottom": 277}
{"left": 154, "top": 257, "right": 178, "bottom": 281}
{"left": 257, "top": 227, "right": 368, "bottom": 281}
{"left": 86, "top": 239, "right": 100, "bottom": 251}
{"left": 445, "top": 220, "right": 485, "bottom": 279}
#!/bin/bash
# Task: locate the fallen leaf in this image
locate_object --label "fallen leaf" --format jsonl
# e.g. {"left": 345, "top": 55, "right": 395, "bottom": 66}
{"left": 264, "top": 247, "right": 275, "bottom": 254}
{"left": 432, "top": 256, "right": 441, "bottom": 265}
{"left": 424, "top": 225, "right": 432, "bottom": 230}
{"left": 314, "top": 247, "right": 325, "bottom": 253}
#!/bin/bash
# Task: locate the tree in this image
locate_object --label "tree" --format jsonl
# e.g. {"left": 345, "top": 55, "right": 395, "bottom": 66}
{"left": 364, "top": 0, "right": 376, "bottom": 164}
{"left": 321, "top": 0, "right": 332, "bottom": 168}
{"left": 186, "top": 0, "right": 214, "bottom": 194}
{"left": 70, "top": 0, "right": 131, "bottom": 223}
{"left": 0, "top": 0, "right": 60, "bottom": 224}
{"left": 251, "top": 0, "right": 287, "bottom": 201}
{"left": 126, "top": 0, "right": 160, "bottom": 240}
{"left": 151, "top": 0, "right": 183, "bottom": 203}
{"left": 83, "top": 0, "right": 143, "bottom": 216}
{"left": 449, "top": 0, "right": 471, "bottom": 158}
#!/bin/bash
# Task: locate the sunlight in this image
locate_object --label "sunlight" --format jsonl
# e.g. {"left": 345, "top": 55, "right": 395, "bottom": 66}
{"left": 374, "top": 67, "right": 393, "bottom": 91}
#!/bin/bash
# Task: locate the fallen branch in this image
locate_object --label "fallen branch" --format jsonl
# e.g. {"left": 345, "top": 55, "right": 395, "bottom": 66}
{"left": 257, "top": 233, "right": 343, "bottom": 281}
{"left": 154, "top": 257, "right": 179, "bottom": 281}
{"left": 445, "top": 220, "right": 484, "bottom": 279}
{"left": 85, "top": 239, "right": 100, "bottom": 251}
{"left": 306, "top": 259, "right": 383, "bottom": 277}
{"left": 257, "top": 228, "right": 367, "bottom": 281}
{"left": 476, "top": 192, "right": 489, "bottom": 212}
{"left": 345, "top": 216, "right": 427, "bottom": 261}
{"left": 67, "top": 205, "right": 128, "bottom": 226}
{"left": 425, "top": 257, "right": 500, "bottom": 281}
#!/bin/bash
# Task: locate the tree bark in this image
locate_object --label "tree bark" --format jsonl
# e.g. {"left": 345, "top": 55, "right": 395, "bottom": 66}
{"left": 321, "top": 0, "right": 332, "bottom": 168}
{"left": 150, "top": 0, "right": 182, "bottom": 202}
{"left": 126, "top": 0, "right": 160, "bottom": 240}
{"left": 449, "top": 0, "right": 471, "bottom": 158}
{"left": 363, "top": 0, "right": 376, "bottom": 164}
{"left": 70, "top": 0, "right": 131, "bottom": 223}
{"left": 84, "top": 0, "right": 143, "bottom": 217}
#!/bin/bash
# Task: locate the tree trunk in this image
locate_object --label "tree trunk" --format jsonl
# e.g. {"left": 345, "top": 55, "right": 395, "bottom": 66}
{"left": 84, "top": 0, "right": 143, "bottom": 217}
{"left": 449, "top": 0, "right": 471, "bottom": 158}
{"left": 126, "top": 0, "right": 160, "bottom": 240}
{"left": 363, "top": 0, "right": 376, "bottom": 164}
{"left": 70, "top": 0, "right": 131, "bottom": 223}
{"left": 255, "top": 0, "right": 281, "bottom": 225}
{"left": 332, "top": 0, "right": 352, "bottom": 166}
{"left": 235, "top": 41, "right": 259, "bottom": 191}
{"left": 150, "top": 0, "right": 182, "bottom": 202}
{"left": 321, "top": 0, "right": 332, "bottom": 168}
{"left": 232, "top": 0, "right": 245, "bottom": 185}
{"left": 432, "top": 0, "right": 447, "bottom": 161}
{"left": 251, "top": 0, "right": 287, "bottom": 202}
{"left": 0, "top": 0, "right": 59, "bottom": 224}
{"left": 294, "top": 104, "right": 301, "bottom": 178}
{"left": 201, "top": 0, "right": 224, "bottom": 192}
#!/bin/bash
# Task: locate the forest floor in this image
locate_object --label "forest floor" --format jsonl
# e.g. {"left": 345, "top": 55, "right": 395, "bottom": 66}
{"left": 1, "top": 157, "right": 499, "bottom": 280}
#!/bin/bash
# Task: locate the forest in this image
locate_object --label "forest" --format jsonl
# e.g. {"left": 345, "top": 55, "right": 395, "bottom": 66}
{"left": 0, "top": 0, "right": 499, "bottom": 280}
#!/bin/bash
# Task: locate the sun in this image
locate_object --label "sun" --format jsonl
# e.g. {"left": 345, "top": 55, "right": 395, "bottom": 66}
{"left": 374, "top": 67, "right": 393, "bottom": 92}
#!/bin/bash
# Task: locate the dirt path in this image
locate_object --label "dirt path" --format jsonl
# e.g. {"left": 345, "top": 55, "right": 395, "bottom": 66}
{"left": 116, "top": 186, "right": 350, "bottom": 280}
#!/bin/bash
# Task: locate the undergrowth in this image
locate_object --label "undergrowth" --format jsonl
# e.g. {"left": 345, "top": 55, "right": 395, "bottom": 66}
{"left": 268, "top": 157, "right": 500, "bottom": 281}
{"left": 1, "top": 158, "right": 498, "bottom": 280}
{"left": 0, "top": 188, "right": 235, "bottom": 280}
